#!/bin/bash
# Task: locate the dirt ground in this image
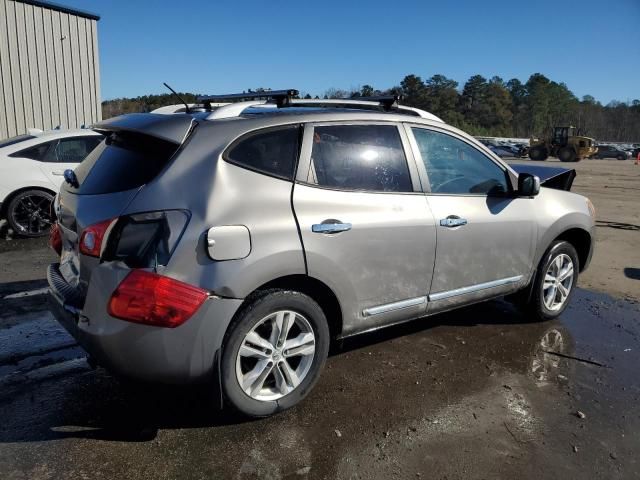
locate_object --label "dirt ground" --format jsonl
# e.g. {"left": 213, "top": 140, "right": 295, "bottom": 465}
{"left": 0, "top": 157, "right": 638, "bottom": 479}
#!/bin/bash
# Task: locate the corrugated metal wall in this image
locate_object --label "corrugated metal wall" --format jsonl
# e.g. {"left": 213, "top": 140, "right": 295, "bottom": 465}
{"left": 0, "top": 0, "right": 100, "bottom": 140}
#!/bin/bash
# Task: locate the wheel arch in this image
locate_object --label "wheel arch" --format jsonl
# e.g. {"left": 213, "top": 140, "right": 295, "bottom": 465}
{"left": 1, "top": 186, "right": 56, "bottom": 218}
{"left": 235, "top": 274, "right": 344, "bottom": 340}
{"left": 554, "top": 227, "right": 592, "bottom": 272}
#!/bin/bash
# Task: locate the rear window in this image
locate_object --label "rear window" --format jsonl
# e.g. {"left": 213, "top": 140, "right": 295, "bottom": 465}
{"left": 67, "top": 131, "right": 179, "bottom": 195}
{"left": 224, "top": 125, "right": 300, "bottom": 180}
{"left": 0, "top": 134, "right": 35, "bottom": 148}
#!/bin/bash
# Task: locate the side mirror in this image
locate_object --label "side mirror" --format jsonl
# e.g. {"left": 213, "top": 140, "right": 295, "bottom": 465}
{"left": 518, "top": 173, "right": 540, "bottom": 197}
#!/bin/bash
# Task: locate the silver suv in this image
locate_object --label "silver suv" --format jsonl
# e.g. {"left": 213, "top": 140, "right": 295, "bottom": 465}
{"left": 48, "top": 90, "right": 595, "bottom": 417}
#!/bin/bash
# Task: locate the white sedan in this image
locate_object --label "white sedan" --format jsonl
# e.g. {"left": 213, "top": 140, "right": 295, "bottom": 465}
{"left": 0, "top": 129, "right": 102, "bottom": 237}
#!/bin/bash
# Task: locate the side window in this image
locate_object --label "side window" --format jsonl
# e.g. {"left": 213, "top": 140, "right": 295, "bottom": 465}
{"left": 411, "top": 128, "right": 510, "bottom": 195}
{"left": 224, "top": 125, "right": 300, "bottom": 180}
{"left": 308, "top": 125, "right": 412, "bottom": 192}
{"left": 50, "top": 136, "right": 102, "bottom": 163}
{"left": 9, "top": 141, "right": 55, "bottom": 161}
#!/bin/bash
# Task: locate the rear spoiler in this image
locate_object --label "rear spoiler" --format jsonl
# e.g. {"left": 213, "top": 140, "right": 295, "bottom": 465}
{"left": 91, "top": 113, "right": 195, "bottom": 145}
{"left": 510, "top": 164, "right": 576, "bottom": 191}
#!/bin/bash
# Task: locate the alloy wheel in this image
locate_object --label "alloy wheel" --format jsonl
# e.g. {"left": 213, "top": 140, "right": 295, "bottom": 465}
{"left": 542, "top": 254, "right": 574, "bottom": 311}
{"left": 10, "top": 193, "right": 54, "bottom": 236}
{"left": 235, "top": 310, "right": 316, "bottom": 402}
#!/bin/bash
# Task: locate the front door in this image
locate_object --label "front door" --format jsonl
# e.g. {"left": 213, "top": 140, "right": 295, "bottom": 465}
{"left": 293, "top": 123, "right": 437, "bottom": 336}
{"left": 406, "top": 125, "right": 537, "bottom": 312}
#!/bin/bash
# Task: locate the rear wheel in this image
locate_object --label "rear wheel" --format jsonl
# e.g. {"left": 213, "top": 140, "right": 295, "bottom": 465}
{"left": 6, "top": 189, "right": 55, "bottom": 237}
{"left": 529, "top": 146, "right": 548, "bottom": 161}
{"left": 617, "top": 154, "right": 626, "bottom": 160}
{"left": 527, "top": 241, "right": 579, "bottom": 320}
{"left": 558, "top": 147, "right": 577, "bottom": 162}
{"left": 221, "top": 290, "right": 330, "bottom": 417}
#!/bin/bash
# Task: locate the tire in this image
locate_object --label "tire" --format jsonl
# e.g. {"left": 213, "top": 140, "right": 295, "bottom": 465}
{"left": 6, "top": 189, "right": 55, "bottom": 237}
{"left": 617, "top": 154, "right": 625, "bottom": 160}
{"left": 529, "top": 146, "right": 548, "bottom": 161}
{"left": 527, "top": 241, "right": 579, "bottom": 320}
{"left": 558, "top": 147, "right": 577, "bottom": 162}
{"left": 220, "top": 289, "right": 330, "bottom": 417}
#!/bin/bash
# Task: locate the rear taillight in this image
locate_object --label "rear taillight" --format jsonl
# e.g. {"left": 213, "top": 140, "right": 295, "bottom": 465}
{"left": 79, "top": 219, "right": 115, "bottom": 257}
{"left": 49, "top": 223, "right": 62, "bottom": 255}
{"left": 107, "top": 270, "right": 207, "bottom": 328}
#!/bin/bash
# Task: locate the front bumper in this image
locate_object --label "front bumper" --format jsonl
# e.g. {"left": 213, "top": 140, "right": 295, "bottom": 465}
{"left": 47, "top": 262, "right": 243, "bottom": 384}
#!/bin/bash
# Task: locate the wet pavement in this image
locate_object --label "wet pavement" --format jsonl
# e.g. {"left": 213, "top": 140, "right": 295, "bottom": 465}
{"left": 1, "top": 242, "right": 639, "bottom": 479}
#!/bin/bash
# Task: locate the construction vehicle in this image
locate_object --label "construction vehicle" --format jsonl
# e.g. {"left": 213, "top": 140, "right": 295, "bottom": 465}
{"left": 528, "top": 126, "right": 597, "bottom": 162}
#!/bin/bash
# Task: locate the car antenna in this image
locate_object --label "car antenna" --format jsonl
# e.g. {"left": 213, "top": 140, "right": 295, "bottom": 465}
{"left": 163, "top": 82, "right": 190, "bottom": 114}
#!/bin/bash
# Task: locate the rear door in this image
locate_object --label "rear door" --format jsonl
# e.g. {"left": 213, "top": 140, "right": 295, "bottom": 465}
{"left": 293, "top": 122, "right": 437, "bottom": 336}
{"left": 406, "top": 125, "right": 536, "bottom": 312}
{"left": 39, "top": 135, "right": 102, "bottom": 186}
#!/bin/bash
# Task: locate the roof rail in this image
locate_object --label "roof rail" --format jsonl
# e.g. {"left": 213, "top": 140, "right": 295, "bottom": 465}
{"left": 198, "top": 89, "right": 298, "bottom": 108}
{"left": 288, "top": 99, "right": 444, "bottom": 122}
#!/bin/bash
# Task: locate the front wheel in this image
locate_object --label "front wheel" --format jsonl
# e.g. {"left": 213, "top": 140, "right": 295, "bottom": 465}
{"left": 527, "top": 241, "right": 579, "bottom": 320}
{"left": 221, "top": 290, "right": 330, "bottom": 417}
{"left": 558, "top": 147, "right": 577, "bottom": 162}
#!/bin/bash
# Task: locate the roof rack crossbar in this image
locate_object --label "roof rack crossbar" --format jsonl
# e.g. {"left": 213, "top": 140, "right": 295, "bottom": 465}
{"left": 357, "top": 95, "right": 403, "bottom": 111}
{"left": 197, "top": 89, "right": 298, "bottom": 108}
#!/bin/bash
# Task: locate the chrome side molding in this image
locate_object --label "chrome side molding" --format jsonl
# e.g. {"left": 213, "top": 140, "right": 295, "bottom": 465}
{"left": 363, "top": 296, "right": 427, "bottom": 317}
{"left": 429, "top": 275, "right": 523, "bottom": 302}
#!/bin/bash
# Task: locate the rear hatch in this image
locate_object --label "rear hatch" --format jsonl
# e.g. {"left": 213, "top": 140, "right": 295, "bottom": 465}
{"left": 54, "top": 113, "right": 195, "bottom": 303}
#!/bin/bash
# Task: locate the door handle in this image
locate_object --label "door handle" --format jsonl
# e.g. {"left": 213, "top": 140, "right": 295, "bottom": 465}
{"left": 312, "top": 221, "right": 352, "bottom": 234}
{"left": 440, "top": 215, "right": 468, "bottom": 228}
{"left": 52, "top": 170, "right": 65, "bottom": 176}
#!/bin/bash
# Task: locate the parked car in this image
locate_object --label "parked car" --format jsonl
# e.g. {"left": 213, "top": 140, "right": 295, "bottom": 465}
{"left": 0, "top": 129, "right": 102, "bottom": 236}
{"left": 593, "top": 144, "right": 630, "bottom": 160}
{"left": 47, "top": 91, "right": 595, "bottom": 417}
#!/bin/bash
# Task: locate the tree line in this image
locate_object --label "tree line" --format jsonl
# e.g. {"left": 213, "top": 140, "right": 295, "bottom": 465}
{"left": 101, "top": 74, "right": 640, "bottom": 142}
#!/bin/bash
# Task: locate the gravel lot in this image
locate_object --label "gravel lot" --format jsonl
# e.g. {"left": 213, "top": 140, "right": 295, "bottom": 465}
{"left": 0, "top": 158, "right": 638, "bottom": 479}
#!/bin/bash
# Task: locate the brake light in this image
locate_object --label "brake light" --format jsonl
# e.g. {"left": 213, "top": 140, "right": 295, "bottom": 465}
{"left": 79, "top": 218, "right": 115, "bottom": 257}
{"left": 49, "top": 223, "right": 62, "bottom": 255}
{"left": 107, "top": 270, "right": 207, "bottom": 328}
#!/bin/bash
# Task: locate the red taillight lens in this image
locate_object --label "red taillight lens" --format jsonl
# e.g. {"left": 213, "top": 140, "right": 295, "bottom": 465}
{"left": 79, "top": 218, "right": 115, "bottom": 257}
{"left": 49, "top": 223, "right": 62, "bottom": 255}
{"left": 108, "top": 270, "right": 207, "bottom": 328}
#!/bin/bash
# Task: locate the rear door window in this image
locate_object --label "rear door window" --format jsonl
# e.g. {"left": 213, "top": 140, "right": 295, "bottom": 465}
{"left": 49, "top": 136, "right": 103, "bottom": 163}
{"left": 224, "top": 125, "right": 300, "bottom": 180}
{"left": 307, "top": 124, "right": 412, "bottom": 192}
{"left": 67, "top": 131, "right": 179, "bottom": 195}
{"left": 9, "top": 141, "right": 56, "bottom": 161}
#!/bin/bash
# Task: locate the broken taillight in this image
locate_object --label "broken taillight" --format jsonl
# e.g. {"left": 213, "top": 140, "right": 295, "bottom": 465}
{"left": 79, "top": 218, "right": 115, "bottom": 257}
{"left": 49, "top": 223, "right": 62, "bottom": 255}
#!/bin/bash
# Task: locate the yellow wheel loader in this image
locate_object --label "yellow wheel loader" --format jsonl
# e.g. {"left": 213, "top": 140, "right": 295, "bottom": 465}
{"left": 529, "top": 126, "right": 597, "bottom": 162}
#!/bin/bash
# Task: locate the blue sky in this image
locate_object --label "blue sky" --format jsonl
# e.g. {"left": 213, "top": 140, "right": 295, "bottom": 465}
{"left": 64, "top": 0, "right": 639, "bottom": 103}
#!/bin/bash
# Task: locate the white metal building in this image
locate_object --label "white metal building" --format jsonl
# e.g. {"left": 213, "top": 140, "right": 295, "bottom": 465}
{"left": 0, "top": 0, "right": 101, "bottom": 140}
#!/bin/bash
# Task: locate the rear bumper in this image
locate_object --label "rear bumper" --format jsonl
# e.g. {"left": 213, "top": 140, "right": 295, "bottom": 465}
{"left": 47, "top": 263, "right": 243, "bottom": 384}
